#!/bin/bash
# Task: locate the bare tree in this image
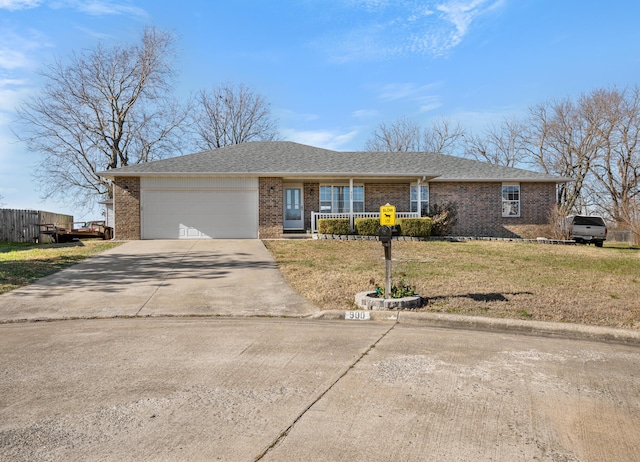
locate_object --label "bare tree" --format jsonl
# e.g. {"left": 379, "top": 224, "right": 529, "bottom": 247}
{"left": 365, "top": 117, "right": 423, "bottom": 152}
{"left": 465, "top": 116, "right": 528, "bottom": 167}
{"left": 524, "top": 97, "right": 601, "bottom": 215}
{"left": 193, "top": 82, "right": 279, "bottom": 150}
{"left": 15, "top": 27, "right": 189, "bottom": 210}
{"left": 423, "top": 117, "right": 466, "bottom": 154}
{"left": 587, "top": 86, "right": 640, "bottom": 229}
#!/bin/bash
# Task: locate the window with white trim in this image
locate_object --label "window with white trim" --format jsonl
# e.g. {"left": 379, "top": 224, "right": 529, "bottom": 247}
{"left": 320, "top": 185, "right": 364, "bottom": 213}
{"left": 502, "top": 183, "right": 520, "bottom": 217}
{"left": 410, "top": 184, "right": 429, "bottom": 216}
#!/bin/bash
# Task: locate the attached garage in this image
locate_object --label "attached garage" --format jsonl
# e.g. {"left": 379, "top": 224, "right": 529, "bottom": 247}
{"left": 140, "top": 177, "right": 258, "bottom": 239}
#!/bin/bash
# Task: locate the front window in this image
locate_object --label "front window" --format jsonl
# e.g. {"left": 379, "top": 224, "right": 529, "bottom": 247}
{"left": 410, "top": 184, "right": 429, "bottom": 216}
{"left": 502, "top": 183, "right": 520, "bottom": 217}
{"left": 320, "top": 185, "right": 364, "bottom": 213}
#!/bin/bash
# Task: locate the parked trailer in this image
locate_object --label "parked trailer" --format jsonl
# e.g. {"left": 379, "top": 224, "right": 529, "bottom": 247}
{"left": 41, "top": 221, "right": 113, "bottom": 243}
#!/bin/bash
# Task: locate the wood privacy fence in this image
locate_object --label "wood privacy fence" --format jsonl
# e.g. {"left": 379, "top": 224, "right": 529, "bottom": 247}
{"left": 0, "top": 209, "right": 74, "bottom": 243}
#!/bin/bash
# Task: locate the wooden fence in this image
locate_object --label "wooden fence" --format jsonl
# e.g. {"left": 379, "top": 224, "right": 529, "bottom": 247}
{"left": 0, "top": 209, "right": 74, "bottom": 243}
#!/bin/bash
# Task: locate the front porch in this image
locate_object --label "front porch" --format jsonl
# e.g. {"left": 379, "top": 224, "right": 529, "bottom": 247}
{"left": 310, "top": 211, "right": 420, "bottom": 234}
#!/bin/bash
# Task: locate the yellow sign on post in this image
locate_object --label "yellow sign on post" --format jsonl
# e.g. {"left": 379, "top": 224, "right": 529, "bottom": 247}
{"left": 380, "top": 204, "right": 396, "bottom": 226}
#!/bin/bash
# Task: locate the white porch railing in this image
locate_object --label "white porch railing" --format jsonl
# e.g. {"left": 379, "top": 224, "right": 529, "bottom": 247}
{"left": 311, "top": 211, "right": 420, "bottom": 234}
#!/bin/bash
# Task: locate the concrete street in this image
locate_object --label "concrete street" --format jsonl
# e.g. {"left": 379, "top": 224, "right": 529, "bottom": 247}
{"left": 1, "top": 317, "right": 639, "bottom": 461}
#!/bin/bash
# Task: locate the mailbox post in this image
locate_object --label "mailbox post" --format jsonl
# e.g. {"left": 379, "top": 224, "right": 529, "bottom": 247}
{"left": 378, "top": 204, "right": 396, "bottom": 300}
{"left": 378, "top": 225, "right": 393, "bottom": 299}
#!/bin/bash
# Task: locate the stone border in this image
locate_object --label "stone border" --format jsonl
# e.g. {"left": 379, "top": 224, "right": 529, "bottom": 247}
{"left": 314, "top": 234, "right": 427, "bottom": 241}
{"left": 355, "top": 291, "right": 423, "bottom": 310}
{"left": 314, "top": 234, "right": 575, "bottom": 245}
{"left": 431, "top": 236, "right": 576, "bottom": 245}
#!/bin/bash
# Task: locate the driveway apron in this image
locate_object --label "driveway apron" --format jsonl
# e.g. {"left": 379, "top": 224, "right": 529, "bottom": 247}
{"left": 0, "top": 240, "right": 318, "bottom": 322}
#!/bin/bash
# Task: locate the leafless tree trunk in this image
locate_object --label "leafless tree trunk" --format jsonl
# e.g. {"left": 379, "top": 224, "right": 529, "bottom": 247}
{"left": 587, "top": 87, "right": 640, "bottom": 229}
{"left": 365, "top": 117, "right": 423, "bottom": 152}
{"left": 14, "top": 27, "right": 189, "bottom": 210}
{"left": 423, "top": 117, "right": 466, "bottom": 154}
{"left": 193, "top": 82, "right": 279, "bottom": 151}
{"left": 465, "top": 116, "right": 528, "bottom": 167}
{"left": 524, "top": 97, "right": 601, "bottom": 216}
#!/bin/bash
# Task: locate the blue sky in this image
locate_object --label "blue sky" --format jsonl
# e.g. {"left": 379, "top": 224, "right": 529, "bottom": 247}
{"left": 1, "top": 0, "right": 640, "bottom": 219}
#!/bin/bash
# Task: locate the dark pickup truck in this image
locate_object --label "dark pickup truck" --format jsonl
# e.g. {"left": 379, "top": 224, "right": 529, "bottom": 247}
{"left": 564, "top": 215, "right": 607, "bottom": 247}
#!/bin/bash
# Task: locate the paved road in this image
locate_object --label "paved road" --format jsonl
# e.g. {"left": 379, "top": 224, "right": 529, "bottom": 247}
{"left": 1, "top": 317, "right": 639, "bottom": 462}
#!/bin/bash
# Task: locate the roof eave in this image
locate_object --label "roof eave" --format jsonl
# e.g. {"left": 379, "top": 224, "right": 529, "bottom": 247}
{"left": 429, "top": 177, "right": 568, "bottom": 183}
{"left": 98, "top": 171, "right": 443, "bottom": 180}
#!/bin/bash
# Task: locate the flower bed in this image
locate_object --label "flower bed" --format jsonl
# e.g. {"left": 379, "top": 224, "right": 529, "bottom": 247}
{"left": 354, "top": 291, "right": 423, "bottom": 311}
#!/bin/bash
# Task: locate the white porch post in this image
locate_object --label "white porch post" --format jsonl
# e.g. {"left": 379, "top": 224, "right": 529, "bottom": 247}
{"left": 349, "top": 178, "right": 354, "bottom": 231}
{"left": 417, "top": 178, "right": 422, "bottom": 217}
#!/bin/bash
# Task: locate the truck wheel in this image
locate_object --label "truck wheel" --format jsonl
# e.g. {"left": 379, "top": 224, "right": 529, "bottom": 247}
{"left": 595, "top": 241, "right": 603, "bottom": 247}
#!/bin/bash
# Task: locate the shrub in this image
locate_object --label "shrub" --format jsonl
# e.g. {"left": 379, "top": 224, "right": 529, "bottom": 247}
{"left": 428, "top": 202, "right": 458, "bottom": 236}
{"left": 396, "top": 217, "right": 432, "bottom": 238}
{"left": 318, "top": 218, "right": 350, "bottom": 235}
{"left": 369, "top": 277, "right": 416, "bottom": 298}
{"left": 355, "top": 218, "right": 381, "bottom": 236}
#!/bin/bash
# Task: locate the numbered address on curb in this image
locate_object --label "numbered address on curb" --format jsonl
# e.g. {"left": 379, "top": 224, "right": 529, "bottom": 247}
{"left": 345, "top": 311, "right": 371, "bottom": 321}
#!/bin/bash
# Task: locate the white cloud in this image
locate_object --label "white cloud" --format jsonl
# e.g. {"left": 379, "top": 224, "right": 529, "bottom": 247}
{"left": 372, "top": 81, "right": 443, "bottom": 113}
{"left": 50, "top": 0, "right": 147, "bottom": 17}
{"left": 0, "top": 28, "right": 51, "bottom": 71}
{"left": 0, "top": 82, "right": 29, "bottom": 114}
{"left": 281, "top": 128, "right": 360, "bottom": 151}
{"left": 0, "top": 48, "right": 31, "bottom": 70}
{"left": 0, "top": 0, "right": 42, "bottom": 10}
{"left": 314, "top": 0, "right": 505, "bottom": 62}
{"left": 376, "top": 82, "right": 440, "bottom": 102}
{"left": 419, "top": 101, "right": 442, "bottom": 113}
{"left": 436, "top": 0, "right": 504, "bottom": 48}
{"left": 352, "top": 109, "right": 379, "bottom": 119}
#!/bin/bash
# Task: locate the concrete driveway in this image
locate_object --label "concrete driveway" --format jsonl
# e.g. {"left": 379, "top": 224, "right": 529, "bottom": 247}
{"left": 0, "top": 240, "right": 318, "bottom": 322}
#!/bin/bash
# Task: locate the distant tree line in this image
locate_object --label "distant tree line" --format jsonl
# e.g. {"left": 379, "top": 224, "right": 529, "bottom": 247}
{"left": 14, "top": 27, "right": 639, "bottom": 243}
{"left": 364, "top": 87, "right": 640, "bottom": 243}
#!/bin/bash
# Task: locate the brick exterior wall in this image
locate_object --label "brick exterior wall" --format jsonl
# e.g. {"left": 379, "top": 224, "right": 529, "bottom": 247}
{"left": 259, "top": 177, "right": 283, "bottom": 238}
{"left": 114, "top": 175, "right": 556, "bottom": 240}
{"left": 429, "top": 182, "right": 556, "bottom": 237}
{"left": 365, "top": 183, "right": 411, "bottom": 212}
{"left": 304, "top": 183, "right": 319, "bottom": 232}
{"left": 113, "top": 177, "right": 141, "bottom": 240}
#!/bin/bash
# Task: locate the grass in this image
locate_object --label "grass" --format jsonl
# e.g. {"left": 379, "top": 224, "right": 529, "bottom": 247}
{"left": 264, "top": 239, "right": 640, "bottom": 330}
{"left": 0, "top": 240, "right": 122, "bottom": 295}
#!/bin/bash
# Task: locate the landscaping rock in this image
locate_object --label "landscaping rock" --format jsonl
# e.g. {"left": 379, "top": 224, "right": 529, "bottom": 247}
{"left": 355, "top": 291, "right": 423, "bottom": 310}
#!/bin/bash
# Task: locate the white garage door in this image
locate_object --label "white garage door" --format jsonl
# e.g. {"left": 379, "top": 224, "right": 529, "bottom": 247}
{"left": 141, "top": 177, "right": 258, "bottom": 239}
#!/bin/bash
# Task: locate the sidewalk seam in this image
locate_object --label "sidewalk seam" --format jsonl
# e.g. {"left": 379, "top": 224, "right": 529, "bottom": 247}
{"left": 254, "top": 319, "right": 399, "bottom": 461}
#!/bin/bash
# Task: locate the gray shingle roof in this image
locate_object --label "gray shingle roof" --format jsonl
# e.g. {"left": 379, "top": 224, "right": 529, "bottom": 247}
{"left": 98, "top": 141, "right": 565, "bottom": 182}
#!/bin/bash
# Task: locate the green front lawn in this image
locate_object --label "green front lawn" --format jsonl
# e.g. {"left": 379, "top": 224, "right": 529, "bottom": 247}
{"left": 264, "top": 239, "right": 640, "bottom": 329}
{"left": 0, "top": 241, "right": 122, "bottom": 295}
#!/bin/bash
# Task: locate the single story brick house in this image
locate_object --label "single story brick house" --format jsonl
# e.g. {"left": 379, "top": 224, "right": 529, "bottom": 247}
{"left": 98, "top": 141, "right": 566, "bottom": 240}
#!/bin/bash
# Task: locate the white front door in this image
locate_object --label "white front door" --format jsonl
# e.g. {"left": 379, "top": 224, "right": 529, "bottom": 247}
{"left": 283, "top": 186, "right": 304, "bottom": 230}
